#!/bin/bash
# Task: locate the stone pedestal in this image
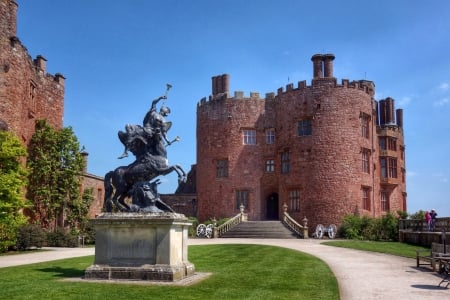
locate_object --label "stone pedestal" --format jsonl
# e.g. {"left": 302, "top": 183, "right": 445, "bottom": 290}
{"left": 85, "top": 212, "right": 195, "bottom": 281}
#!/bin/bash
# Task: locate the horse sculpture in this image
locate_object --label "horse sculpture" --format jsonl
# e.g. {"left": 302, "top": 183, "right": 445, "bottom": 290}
{"left": 103, "top": 88, "right": 186, "bottom": 212}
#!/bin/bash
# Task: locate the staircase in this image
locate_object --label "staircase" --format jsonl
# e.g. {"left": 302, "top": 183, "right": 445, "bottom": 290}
{"left": 219, "top": 221, "right": 300, "bottom": 239}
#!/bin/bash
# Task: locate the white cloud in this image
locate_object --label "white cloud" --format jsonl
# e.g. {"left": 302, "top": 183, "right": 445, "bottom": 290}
{"left": 439, "top": 82, "right": 449, "bottom": 92}
{"left": 433, "top": 98, "right": 449, "bottom": 107}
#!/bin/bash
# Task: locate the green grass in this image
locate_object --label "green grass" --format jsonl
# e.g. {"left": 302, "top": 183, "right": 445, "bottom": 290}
{"left": 0, "top": 244, "right": 338, "bottom": 300}
{"left": 322, "top": 240, "right": 430, "bottom": 258}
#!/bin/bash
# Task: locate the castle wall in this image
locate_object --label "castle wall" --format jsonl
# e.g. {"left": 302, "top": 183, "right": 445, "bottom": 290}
{"left": 0, "top": 0, "right": 64, "bottom": 145}
{"left": 196, "top": 54, "right": 407, "bottom": 231}
{"left": 197, "top": 94, "right": 266, "bottom": 221}
{"left": 0, "top": 1, "right": 106, "bottom": 224}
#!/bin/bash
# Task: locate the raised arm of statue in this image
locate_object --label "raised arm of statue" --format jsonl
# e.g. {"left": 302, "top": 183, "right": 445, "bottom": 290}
{"left": 150, "top": 96, "right": 167, "bottom": 112}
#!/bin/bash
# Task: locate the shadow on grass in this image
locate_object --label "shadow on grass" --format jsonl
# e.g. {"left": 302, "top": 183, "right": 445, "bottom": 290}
{"left": 37, "top": 266, "right": 85, "bottom": 278}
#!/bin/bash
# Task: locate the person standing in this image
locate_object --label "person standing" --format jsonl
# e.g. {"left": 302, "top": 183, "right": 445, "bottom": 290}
{"left": 430, "top": 209, "right": 438, "bottom": 231}
{"left": 425, "top": 211, "right": 432, "bottom": 231}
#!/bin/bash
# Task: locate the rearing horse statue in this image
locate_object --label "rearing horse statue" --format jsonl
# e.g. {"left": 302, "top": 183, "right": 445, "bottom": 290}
{"left": 103, "top": 87, "right": 186, "bottom": 212}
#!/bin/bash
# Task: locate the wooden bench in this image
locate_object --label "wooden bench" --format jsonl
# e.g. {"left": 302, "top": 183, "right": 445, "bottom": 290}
{"left": 416, "top": 242, "right": 450, "bottom": 271}
{"left": 438, "top": 258, "right": 450, "bottom": 288}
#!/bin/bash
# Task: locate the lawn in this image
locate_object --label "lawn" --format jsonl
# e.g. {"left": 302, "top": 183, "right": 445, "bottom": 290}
{"left": 322, "top": 240, "right": 429, "bottom": 258}
{"left": 0, "top": 244, "right": 339, "bottom": 300}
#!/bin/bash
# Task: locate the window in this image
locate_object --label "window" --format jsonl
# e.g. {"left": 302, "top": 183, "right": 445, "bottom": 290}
{"left": 380, "top": 158, "right": 387, "bottom": 178}
{"left": 281, "top": 151, "right": 290, "bottom": 174}
{"left": 380, "top": 157, "right": 397, "bottom": 179}
{"left": 381, "top": 191, "right": 390, "bottom": 211}
{"left": 29, "top": 81, "right": 37, "bottom": 112}
{"left": 388, "top": 157, "right": 397, "bottom": 178}
{"left": 387, "top": 137, "right": 397, "bottom": 151}
{"left": 361, "top": 113, "right": 370, "bottom": 138}
{"left": 380, "top": 137, "right": 396, "bottom": 151}
{"left": 235, "top": 190, "right": 249, "bottom": 209}
{"left": 265, "top": 159, "right": 275, "bottom": 173}
{"left": 216, "top": 159, "right": 228, "bottom": 178}
{"left": 361, "top": 148, "right": 370, "bottom": 173}
{"left": 379, "top": 137, "right": 386, "bottom": 150}
{"left": 289, "top": 190, "right": 300, "bottom": 212}
{"left": 362, "top": 187, "right": 371, "bottom": 211}
{"left": 266, "top": 128, "right": 275, "bottom": 144}
{"left": 242, "top": 129, "right": 256, "bottom": 145}
{"left": 298, "top": 119, "right": 312, "bottom": 136}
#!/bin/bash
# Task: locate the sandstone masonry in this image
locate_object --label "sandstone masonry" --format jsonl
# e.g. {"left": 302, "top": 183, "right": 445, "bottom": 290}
{"left": 196, "top": 54, "right": 406, "bottom": 230}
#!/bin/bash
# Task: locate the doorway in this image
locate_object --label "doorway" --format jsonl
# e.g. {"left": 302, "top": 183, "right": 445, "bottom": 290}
{"left": 266, "top": 193, "right": 279, "bottom": 220}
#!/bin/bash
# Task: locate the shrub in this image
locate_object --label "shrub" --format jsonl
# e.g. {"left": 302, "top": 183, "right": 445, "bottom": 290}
{"left": 46, "top": 228, "right": 78, "bottom": 247}
{"left": 16, "top": 224, "right": 46, "bottom": 250}
{"left": 339, "top": 213, "right": 399, "bottom": 241}
{"left": 188, "top": 217, "right": 199, "bottom": 237}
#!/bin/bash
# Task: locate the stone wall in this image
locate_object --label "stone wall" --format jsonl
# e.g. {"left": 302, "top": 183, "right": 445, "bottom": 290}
{"left": 196, "top": 54, "right": 407, "bottom": 231}
{"left": 0, "top": 0, "right": 64, "bottom": 145}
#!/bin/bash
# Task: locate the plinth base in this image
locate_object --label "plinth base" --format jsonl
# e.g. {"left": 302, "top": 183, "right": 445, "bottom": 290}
{"left": 84, "top": 212, "right": 195, "bottom": 282}
{"left": 85, "top": 263, "right": 195, "bottom": 281}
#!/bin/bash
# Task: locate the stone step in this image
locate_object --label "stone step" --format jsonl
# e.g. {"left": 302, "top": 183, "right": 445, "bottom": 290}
{"left": 220, "top": 221, "right": 300, "bottom": 239}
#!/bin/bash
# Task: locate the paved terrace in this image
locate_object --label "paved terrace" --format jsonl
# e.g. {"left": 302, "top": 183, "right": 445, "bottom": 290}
{"left": 0, "top": 239, "right": 448, "bottom": 299}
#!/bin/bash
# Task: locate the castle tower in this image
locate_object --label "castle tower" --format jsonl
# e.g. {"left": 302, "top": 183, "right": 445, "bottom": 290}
{"left": 0, "top": 0, "right": 64, "bottom": 144}
{"left": 196, "top": 54, "right": 407, "bottom": 230}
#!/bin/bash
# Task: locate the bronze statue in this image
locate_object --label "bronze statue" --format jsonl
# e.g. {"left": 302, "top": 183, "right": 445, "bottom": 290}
{"left": 104, "top": 84, "right": 186, "bottom": 213}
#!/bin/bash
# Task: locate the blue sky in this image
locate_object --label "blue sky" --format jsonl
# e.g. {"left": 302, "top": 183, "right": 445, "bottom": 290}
{"left": 15, "top": 0, "right": 450, "bottom": 217}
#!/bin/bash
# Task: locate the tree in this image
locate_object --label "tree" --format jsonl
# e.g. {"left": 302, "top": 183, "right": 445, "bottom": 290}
{"left": 0, "top": 130, "right": 29, "bottom": 252}
{"left": 66, "top": 187, "right": 93, "bottom": 234}
{"left": 27, "top": 120, "right": 85, "bottom": 230}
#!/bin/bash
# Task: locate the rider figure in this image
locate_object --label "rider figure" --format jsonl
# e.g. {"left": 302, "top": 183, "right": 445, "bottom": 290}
{"left": 118, "top": 95, "right": 172, "bottom": 159}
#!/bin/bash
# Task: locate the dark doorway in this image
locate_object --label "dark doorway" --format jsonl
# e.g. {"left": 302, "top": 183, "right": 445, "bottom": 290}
{"left": 266, "top": 193, "right": 279, "bottom": 220}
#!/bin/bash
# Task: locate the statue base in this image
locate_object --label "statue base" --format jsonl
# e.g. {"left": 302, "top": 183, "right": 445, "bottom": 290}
{"left": 84, "top": 212, "right": 195, "bottom": 282}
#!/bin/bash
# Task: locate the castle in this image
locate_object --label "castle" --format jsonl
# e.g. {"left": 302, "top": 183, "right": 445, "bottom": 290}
{"left": 0, "top": 0, "right": 104, "bottom": 219}
{"left": 196, "top": 54, "right": 406, "bottom": 229}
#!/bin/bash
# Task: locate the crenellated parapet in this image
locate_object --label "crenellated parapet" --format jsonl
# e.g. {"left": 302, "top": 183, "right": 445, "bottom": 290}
{"left": 198, "top": 53, "right": 376, "bottom": 109}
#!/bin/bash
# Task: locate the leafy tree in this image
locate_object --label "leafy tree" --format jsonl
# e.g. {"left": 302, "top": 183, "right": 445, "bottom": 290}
{"left": 27, "top": 120, "right": 84, "bottom": 231}
{"left": 66, "top": 187, "right": 93, "bottom": 235}
{"left": 0, "top": 130, "right": 29, "bottom": 252}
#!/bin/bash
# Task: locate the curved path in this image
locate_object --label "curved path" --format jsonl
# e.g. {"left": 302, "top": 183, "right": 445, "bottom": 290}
{"left": 0, "top": 239, "right": 448, "bottom": 299}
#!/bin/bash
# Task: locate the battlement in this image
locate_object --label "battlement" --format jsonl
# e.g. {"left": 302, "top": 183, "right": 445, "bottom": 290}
{"left": 198, "top": 54, "right": 375, "bottom": 107}
{"left": 197, "top": 77, "right": 375, "bottom": 107}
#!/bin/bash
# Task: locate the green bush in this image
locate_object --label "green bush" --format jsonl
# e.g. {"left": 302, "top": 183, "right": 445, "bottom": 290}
{"left": 188, "top": 217, "right": 199, "bottom": 237}
{"left": 81, "top": 221, "right": 95, "bottom": 245}
{"left": 46, "top": 228, "right": 78, "bottom": 247}
{"left": 16, "top": 224, "right": 46, "bottom": 250}
{"left": 339, "top": 213, "right": 399, "bottom": 241}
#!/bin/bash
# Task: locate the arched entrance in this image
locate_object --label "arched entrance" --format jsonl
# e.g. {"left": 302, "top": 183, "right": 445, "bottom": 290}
{"left": 266, "top": 193, "right": 279, "bottom": 220}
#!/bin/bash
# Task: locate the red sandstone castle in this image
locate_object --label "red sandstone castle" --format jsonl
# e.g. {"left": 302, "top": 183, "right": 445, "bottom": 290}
{"left": 196, "top": 54, "right": 406, "bottom": 228}
{"left": 0, "top": 0, "right": 104, "bottom": 218}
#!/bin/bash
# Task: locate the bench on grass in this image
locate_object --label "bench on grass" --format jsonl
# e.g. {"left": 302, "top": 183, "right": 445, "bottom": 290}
{"left": 416, "top": 242, "right": 450, "bottom": 271}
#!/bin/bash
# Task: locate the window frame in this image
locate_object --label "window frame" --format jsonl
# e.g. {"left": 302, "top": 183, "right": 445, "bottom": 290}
{"left": 235, "top": 190, "right": 249, "bottom": 210}
{"left": 265, "top": 128, "right": 275, "bottom": 144}
{"left": 362, "top": 187, "right": 371, "bottom": 211}
{"left": 361, "top": 112, "right": 370, "bottom": 139}
{"left": 297, "top": 119, "right": 312, "bottom": 136}
{"left": 381, "top": 191, "right": 390, "bottom": 211}
{"left": 281, "top": 151, "right": 290, "bottom": 174}
{"left": 288, "top": 189, "right": 300, "bottom": 212}
{"left": 362, "top": 148, "right": 370, "bottom": 173}
{"left": 216, "top": 159, "right": 229, "bottom": 178}
{"left": 265, "top": 159, "right": 275, "bottom": 173}
{"left": 242, "top": 129, "right": 256, "bottom": 145}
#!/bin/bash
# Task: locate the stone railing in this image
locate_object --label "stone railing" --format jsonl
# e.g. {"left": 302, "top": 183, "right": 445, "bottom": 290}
{"left": 399, "top": 217, "right": 450, "bottom": 232}
{"left": 213, "top": 204, "right": 248, "bottom": 238}
{"left": 398, "top": 217, "right": 450, "bottom": 247}
{"left": 282, "top": 203, "right": 309, "bottom": 238}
